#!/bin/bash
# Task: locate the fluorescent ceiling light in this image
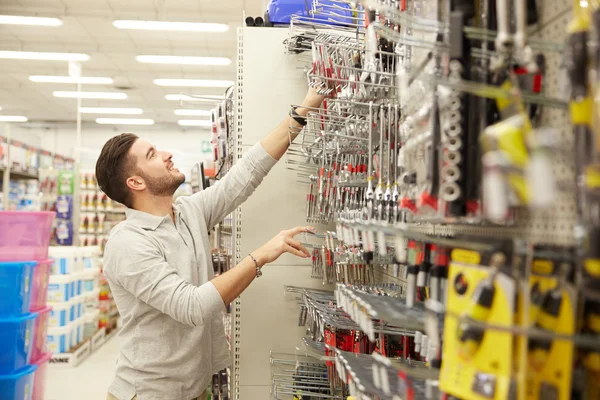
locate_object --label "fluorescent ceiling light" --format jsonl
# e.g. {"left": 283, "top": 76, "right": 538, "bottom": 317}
{"left": 0, "top": 51, "right": 89, "bottom": 61}
{"left": 137, "top": 55, "right": 231, "bottom": 66}
{"left": 96, "top": 118, "right": 154, "bottom": 125}
{"left": 0, "top": 116, "right": 28, "bottom": 122}
{"left": 178, "top": 119, "right": 212, "bottom": 127}
{"left": 53, "top": 91, "right": 127, "bottom": 99}
{"left": 80, "top": 107, "right": 143, "bottom": 115}
{"left": 0, "top": 15, "right": 63, "bottom": 26}
{"left": 165, "top": 94, "right": 224, "bottom": 102}
{"left": 174, "top": 109, "right": 212, "bottom": 116}
{"left": 113, "top": 20, "right": 228, "bottom": 32}
{"left": 30, "top": 75, "right": 113, "bottom": 84}
{"left": 154, "top": 79, "right": 233, "bottom": 88}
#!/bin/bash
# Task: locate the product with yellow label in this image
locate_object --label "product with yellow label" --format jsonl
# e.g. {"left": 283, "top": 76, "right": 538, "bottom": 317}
{"left": 440, "top": 253, "right": 515, "bottom": 400}
{"left": 520, "top": 257, "right": 576, "bottom": 400}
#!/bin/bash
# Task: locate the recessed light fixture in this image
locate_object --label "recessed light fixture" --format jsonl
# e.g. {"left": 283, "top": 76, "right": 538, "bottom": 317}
{"left": 136, "top": 55, "right": 231, "bottom": 66}
{"left": 30, "top": 76, "right": 113, "bottom": 84}
{"left": 174, "top": 109, "right": 212, "bottom": 116}
{"left": 165, "top": 94, "right": 224, "bottom": 102}
{"left": 154, "top": 79, "right": 233, "bottom": 88}
{"left": 96, "top": 118, "right": 154, "bottom": 125}
{"left": 178, "top": 119, "right": 212, "bottom": 127}
{"left": 0, "top": 116, "right": 28, "bottom": 122}
{"left": 79, "top": 107, "right": 143, "bottom": 115}
{"left": 53, "top": 91, "right": 127, "bottom": 99}
{"left": 0, "top": 15, "right": 63, "bottom": 26}
{"left": 113, "top": 20, "right": 228, "bottom": 32}
{"left": 0, "top": 51, "right": 89, "bottom": 61}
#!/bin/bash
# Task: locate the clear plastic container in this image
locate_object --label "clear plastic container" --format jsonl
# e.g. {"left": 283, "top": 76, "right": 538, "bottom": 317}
{"left": 29, "top": 259, "right": 53, "bottom": 312}
{"left": 0, "top": 364, "right": 37, "bottom": 400}
{"left": 0, "top": 211, "right": 55, "bottom": 261}
{"left": 0, "top": 312, "right": 38, "bottom": 374}
{"left": 47, "top": 324, "right": 72, "bottom": 354}
{"left": 48, "top": 300, "right": 70, "bottom": 327}
{"left": 0, "top": 261, "right": 37, "bottom": 316}
{"left": 31, "top": 306, "right": 51, "bottom": 362}
{"left": 31, "top": 352, "right": 51, "bottom": 400}
{"left": 47, "top": 274, "right": 72, "bottom": 302}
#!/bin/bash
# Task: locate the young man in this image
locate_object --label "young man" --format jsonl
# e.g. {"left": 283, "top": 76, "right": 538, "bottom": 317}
{"left": 96, "top": 88, "right": 324, "bottom": 400}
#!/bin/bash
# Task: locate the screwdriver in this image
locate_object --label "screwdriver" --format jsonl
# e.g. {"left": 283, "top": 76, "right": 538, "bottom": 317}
{"left": 417, "top": 243, "right": 432, "bottom": 302}
{"left": 405, "top": 240, "right": 419, "bottom": 308}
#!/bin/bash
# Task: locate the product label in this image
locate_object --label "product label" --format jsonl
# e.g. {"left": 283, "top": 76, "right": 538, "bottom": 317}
{"left": 532, "top": 259, "right": 554, "bottom": 275}
{"left": 57, "top": 224, "right": 69, "bottom": 240}
{"left": 451, "top": 249, "right": 481, "bottom": 265}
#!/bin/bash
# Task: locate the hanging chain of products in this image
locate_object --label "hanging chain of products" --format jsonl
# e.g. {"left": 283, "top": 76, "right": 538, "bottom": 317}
{"left": 273, "top": 0, "right": 600, "bottom": 399}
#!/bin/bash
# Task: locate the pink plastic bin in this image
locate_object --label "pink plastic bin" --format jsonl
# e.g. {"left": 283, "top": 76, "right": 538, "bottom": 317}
{"left": 31, "top": 306, "right": 51, "bottom": 362}
{"left": 0, "top": 211, "right": 55, "bottom": 261}
{"left": 30, "top": 259, "right": 53, "bottom": 312}
{"left": 32, "top": 352, "right": 52, "bottom": 400}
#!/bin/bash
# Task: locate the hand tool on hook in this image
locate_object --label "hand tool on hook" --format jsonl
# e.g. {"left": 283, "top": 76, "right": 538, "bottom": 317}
{"left": 376, "top": 106, "right": 386, "bottom": 221}
{"left": 365, "top": 101, "right": 375, "bottom": 220}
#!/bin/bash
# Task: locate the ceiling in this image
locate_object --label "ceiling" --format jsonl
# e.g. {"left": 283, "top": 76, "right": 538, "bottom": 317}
{"left": 0, "top": 0, "right": 266, "bottom": 126}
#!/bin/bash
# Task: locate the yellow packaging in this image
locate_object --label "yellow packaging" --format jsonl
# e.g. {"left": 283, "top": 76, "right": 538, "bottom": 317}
{"left": 440, "top": 263, "right": 515, "bottom": 400}
{"left": 521, "top": 272, "right": 575, "bottom": 400}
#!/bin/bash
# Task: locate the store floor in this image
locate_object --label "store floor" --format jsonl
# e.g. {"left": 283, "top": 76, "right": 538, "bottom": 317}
{"left": 45, "top": 334, "right": 120, "bottom": 400}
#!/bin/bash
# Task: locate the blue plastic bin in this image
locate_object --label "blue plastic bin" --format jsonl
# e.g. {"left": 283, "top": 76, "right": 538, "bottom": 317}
{"left": 0, "top": 261, "right": 37, "bottom": 316}
{"left": 267, "top": 0, "right": 354, "bottom": 25}
{"left": 0, "top": 364, "right": 37, "bottom": 400}
{"left": 0, "top": 312, "right": 38, "bottom": 374}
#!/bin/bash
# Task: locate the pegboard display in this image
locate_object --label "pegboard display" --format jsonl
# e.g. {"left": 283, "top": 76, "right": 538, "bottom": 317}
{"left": 256, "top": 0, "right": 600, "bottom": 399}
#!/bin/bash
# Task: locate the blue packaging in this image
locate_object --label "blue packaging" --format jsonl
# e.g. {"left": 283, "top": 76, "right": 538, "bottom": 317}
{"left": 55, "top": 221, "right": 73, "bottom": 246}
{"left": 266, "top": 0, "right": 354, "bottom": 25}
{"left": 56, "top": 195, "right": 73, "bottom": 219}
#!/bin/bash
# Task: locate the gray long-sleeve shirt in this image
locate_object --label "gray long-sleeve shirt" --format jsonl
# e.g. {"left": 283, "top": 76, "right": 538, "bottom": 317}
{"left": 103, "top": 143, "right": 277, "bottom": 400}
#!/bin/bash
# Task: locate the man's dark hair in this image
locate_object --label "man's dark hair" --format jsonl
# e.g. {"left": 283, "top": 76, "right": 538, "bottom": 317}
{"left": 95, "top": 133, "right": 139, "bottom": 208}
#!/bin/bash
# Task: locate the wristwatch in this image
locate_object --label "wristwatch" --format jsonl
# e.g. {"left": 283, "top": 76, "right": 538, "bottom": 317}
{"left": 291, "top": 106, "right": 307, "bottom": 126}
{"left": 248, "top": 253, "right": 262, "bottom": 278}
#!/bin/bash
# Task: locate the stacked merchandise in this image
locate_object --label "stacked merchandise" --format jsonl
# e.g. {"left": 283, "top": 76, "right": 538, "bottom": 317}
{"left": 0, "top": 211, "right": 55, "bottom": 400}
{"left": 0, "top": 179, "right": 41, "bottom": 211}
{"left": 47, "top": 246, "right": 103, "bottom": 356}
{"left": 54, "top": 170, "right": 76, "bottom": 246}
{"left": 80, "top": 170, "right": 126, "bottom": 251}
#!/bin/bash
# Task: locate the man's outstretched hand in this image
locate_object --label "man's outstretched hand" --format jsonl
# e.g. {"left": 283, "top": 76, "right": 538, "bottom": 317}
{"left": 253, "top": 226, "right": 316, "bottom": 265}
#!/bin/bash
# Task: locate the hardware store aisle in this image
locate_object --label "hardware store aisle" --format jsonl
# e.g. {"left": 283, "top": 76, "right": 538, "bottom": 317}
{"left": 45, "top": 335, "right": 119, "bottom": 400}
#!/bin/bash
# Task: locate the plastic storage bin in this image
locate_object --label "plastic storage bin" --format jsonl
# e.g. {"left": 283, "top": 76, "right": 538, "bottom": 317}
{"left": 47, "top": 324, "right": 71, "bottom": 354}
{"left": 0, "top": 261, "right": 36, "bottom": 316}
{"left": 0, "top": 312, "right": 38, "bottom": 373}
{"left": 31, "top": 306, "right": 51, "bottom": 362}
{"left": 73, "top": 272, "right": 83, "bottom": 296}
{"left": 0, "top": 364, "right": 37, "bottom": 400}
{"left": 48, "top": 246, "right": 75, "bottom": 275}
{"left": 48, "top": 301, "right": 70, "bottom": 327}
{"left": 47, "top": 274, "right": 72, "bottom": 302}
{"left": 70, "top": 319, "right": 82, "bottom": 348}
{"left": 29, "top": 259, "right": 53, "bottom": 312}
{"left": 83, "top": 309, "right": 100, "bottom": 339}
{"left": 31, "top": 352, "right": 51, "bottom": 400}
{"left": 0, "top": 211, "right": 55, "bottom": 261}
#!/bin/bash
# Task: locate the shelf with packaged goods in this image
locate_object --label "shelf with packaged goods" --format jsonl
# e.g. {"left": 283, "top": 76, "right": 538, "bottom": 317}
{"left": 0, "top": 166, "right": 39, "bottom": 180}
